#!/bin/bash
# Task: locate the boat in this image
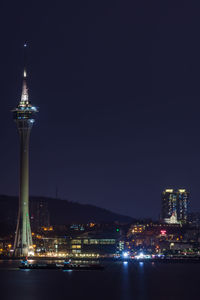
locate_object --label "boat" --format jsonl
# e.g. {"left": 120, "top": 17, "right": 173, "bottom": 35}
{"left": 19, "top": 260, "right": 104, "bottom": 270}
{"left": 19, "top": 263, "right": 62, "bottom": 270}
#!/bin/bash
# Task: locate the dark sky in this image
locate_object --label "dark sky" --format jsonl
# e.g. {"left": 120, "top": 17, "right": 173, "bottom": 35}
{"left": 0, "top": 0, "right": 200, "bottom": 219}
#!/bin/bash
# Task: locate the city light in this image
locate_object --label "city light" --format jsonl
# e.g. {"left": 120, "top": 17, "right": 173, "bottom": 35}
{"left": 122, "top": 252, "right": 129, "bottom": 258}
{"left": 28, "top": 250, "right": 34, "bottom": 256}
{"left": 160, "top": 230, "right": 167, "bottom": 235}
{"left": 135, "top": 252, "right": 145, "bottom": 259}
{"left": 134, "top": 252, "right": 151, "bottom": 260}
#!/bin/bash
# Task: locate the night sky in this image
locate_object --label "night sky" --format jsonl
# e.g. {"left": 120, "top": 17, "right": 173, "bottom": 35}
{"left": 0, "top": 1, "right": 200, "bottom": 219}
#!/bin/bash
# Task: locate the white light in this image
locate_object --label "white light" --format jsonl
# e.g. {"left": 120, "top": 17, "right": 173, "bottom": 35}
{"left": 138, "top": 252, "right": 144, "bottom": 259}
{"left": 134, "top": 252, "right": 152, "bottom": 260}
{"left": 28, "top": 250, "right": 34, "bottom": 256}
{"left": 135, "top": 252, "right": 145, "bottom": 260}
{"left": 122, "top": 252, "right": 129, "bottom": 258}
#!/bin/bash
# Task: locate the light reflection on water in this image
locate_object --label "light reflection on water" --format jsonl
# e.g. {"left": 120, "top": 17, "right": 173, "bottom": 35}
{"left": 121, "top": 260, "right": 132, "bottom": 300}
{"left": 138, "top": 261, "right": 148, "bottom": 300}
{"left": 0, "top": 260, "right": 200, "bottom": 300}
{"left": 121, "top": 260, "right": 148, "bottom": 300}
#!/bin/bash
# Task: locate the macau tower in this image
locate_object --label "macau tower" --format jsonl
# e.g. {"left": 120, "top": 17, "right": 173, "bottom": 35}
{"left": 13, "top": 44, "right": 38, "bottom": 257}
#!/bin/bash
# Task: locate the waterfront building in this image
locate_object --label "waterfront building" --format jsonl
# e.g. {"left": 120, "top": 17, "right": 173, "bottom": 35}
{"left": 35, "top": 228, "right": 120, "bottom": 256}
{"left": 13, "top": 45, "right": 38, "bottom": 256}
{"left": 70, "top": 231, "right": 119, "bottom": 255}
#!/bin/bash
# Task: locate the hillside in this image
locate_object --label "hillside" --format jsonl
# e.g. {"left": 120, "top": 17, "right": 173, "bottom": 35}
{"left": 0, "top": 195, "right": 134, "bottom": 225}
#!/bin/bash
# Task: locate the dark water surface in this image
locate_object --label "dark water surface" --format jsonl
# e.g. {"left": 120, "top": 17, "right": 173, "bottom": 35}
{"left": 0, "top": 260, "right": 199, "bottom": 300}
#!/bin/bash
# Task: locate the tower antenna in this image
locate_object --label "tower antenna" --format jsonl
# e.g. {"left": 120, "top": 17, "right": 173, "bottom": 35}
{"left": 20, "top": 42, "right": 29, "bottom": 105}
{"left": 23, "top": 42, "right": 27, "bottom": 77}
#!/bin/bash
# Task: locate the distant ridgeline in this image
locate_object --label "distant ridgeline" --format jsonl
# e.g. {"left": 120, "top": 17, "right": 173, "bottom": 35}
{"left": 0, "top": 195, "right": 133, "bottom": 229}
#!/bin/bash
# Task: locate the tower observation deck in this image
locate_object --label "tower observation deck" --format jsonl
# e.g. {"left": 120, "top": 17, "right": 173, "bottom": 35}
{"left": 13, "top": 44, "right": 38, "bottom": 257}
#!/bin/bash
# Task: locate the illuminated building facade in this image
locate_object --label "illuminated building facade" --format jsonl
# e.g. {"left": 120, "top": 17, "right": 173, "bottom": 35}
{"left": 70, "top": 237, "right": 117, "bottom": 255}
{"left": 30, "top": 235, "right": 118, "bottom": 256}
{"left": 162, "top": 189, "right": 178, "bottom": 223}
{"left": 13, "top": 45, "right": 38, "bottom": 256}
{"left": 161, "top": 189, "right": 189, "bottom": 224}
{"left": 177, "top": 189, "right": 189, "bottom": 223}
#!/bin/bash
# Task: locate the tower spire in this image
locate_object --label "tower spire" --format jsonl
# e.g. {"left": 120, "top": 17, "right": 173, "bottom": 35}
{"left": 20, "top": 43, "right": 29, "bottom": 106}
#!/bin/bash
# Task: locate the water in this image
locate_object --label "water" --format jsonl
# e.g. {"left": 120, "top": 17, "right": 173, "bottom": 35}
{"left": 0, "top": 260, "right": 200, "bottom": 300}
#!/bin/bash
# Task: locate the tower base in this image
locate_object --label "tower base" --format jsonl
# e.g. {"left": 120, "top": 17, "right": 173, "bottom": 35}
{"left": 13, "top": 214, "right": 33, "bottom": 257}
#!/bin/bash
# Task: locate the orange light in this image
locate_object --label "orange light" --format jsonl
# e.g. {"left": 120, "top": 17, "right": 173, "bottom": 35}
{"left": 42, "top": 226, "right": 53, "bottom": 231}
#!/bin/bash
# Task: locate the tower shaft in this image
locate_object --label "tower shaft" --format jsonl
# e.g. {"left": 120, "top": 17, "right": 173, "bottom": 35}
{"left": 14, "top": 123, "right": 33, "bottom": 256}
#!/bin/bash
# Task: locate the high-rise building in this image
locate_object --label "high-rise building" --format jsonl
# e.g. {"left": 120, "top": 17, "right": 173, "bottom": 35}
{"left": 13, "top": 44, "right": 38, "bottom": 256}
{"left": 161, "top": 189, "right": 189, "bottom": 224}
{"left": 30, "top": 198, "right": 50, "bottom": 230}
{"left": 176, "top": 189, "right": 189, "bottom": 223}
{"left": 162, "top": 189, "right": 178, "bottom": 223}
